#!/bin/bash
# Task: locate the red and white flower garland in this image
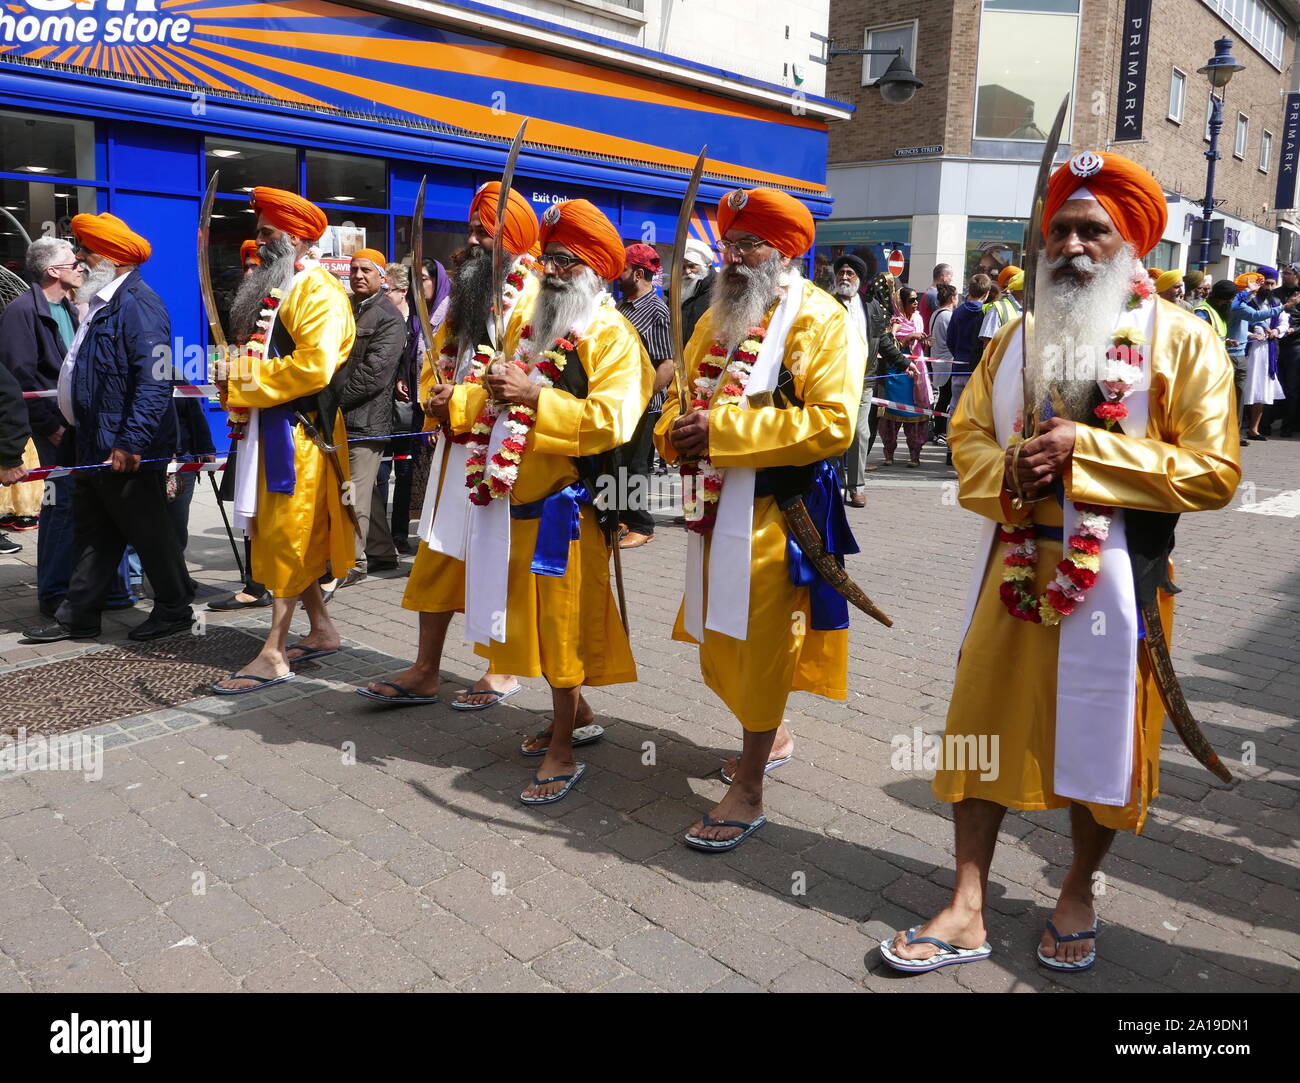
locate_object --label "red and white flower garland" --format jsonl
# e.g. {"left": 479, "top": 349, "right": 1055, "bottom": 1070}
{"left": 221, "top": 286, "right": 285, "bottom": 441}
{"left": 680, "top": 323, "right": 768, "bottom": 534}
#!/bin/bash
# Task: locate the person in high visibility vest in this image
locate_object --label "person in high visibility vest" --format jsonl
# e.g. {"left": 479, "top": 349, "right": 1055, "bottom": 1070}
{"left": 978, "top": 264, "right": 1023, "bottom": 349}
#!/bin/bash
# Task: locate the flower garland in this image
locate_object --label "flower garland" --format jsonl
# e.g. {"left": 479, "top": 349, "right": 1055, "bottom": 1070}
{"left": 222, "top": 287, "right": 285, "bottom": 441}
{"left": 680, "top": 323, "right": 768, "bottom": 534}
{"left": 996, "top": 279, "right": 1150, "bottom": 625}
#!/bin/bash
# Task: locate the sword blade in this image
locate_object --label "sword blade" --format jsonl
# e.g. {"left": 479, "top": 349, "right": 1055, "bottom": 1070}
{"left": 491, "top": 119, "right": 529, "bottom": 355}
{"left": 669, "top": 147, "right": 708, "bottom": 417}
{"left": 1019, "top": 95, "right": 1070, "bottom": 441}
{"left": 410, "top": 176, "right": 438, "bottom": 387}
{"left": 198, "top": 171, "right": 229, "bottom": 356}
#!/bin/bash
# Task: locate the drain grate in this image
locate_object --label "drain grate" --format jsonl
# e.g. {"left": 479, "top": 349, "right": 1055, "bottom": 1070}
{"left": 0, "top": 628, "right": 267, "bottom": 739}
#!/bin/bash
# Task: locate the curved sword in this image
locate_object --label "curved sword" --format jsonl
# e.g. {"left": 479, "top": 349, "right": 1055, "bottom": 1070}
{"left": 410, "top": 176, "right": 438, "bottom": 414}
{"left": 670, "top": 146, "right": 708, "bottom": 417}
{"left": 491, "top": 119, "right": 529, "bottom": 359}
{"left": 198, "top": 171, "right": 231, "bottom": 395}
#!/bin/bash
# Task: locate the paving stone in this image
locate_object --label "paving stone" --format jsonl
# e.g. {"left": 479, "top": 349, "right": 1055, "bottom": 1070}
{"left": 304, "top": 850, "right": 406, "bottom": 905}
{"left": 314, "top": 932, "right": 433, "bottom": 991}
{"left": 355, "top": 890, "right": 443, "bottom": 935}
{"left": 229, "top": 865, "right": 333, "bottom": 924}
{"left": 770, "top": 958, "right": 866, "bottom": 993}
{"left": 531, "top": 939, "right": 629, "bottom": 992}
{"left": 613, "top": 928, "right": 730, "bottom": 992}
{"left": 127, "top": 946, "right": 239, "bottom": 992}
{"left": 399, "top": 913, "right": 510, "bottom": 983}
{"left": 483, "top": 906, "right": 574, "bottom": 963}
{"left": 0, "top": 908, "right": 95, "bottom": 968}
{"left": 243, "top": 952, "right": 350, "bottom": 993}
{"left": 456, "top": 959, "right": 558, "bottom": 993}
{"left": 207, "top": 922, "right": 299, "bottom": 977}
{"left": 28, "top": 946, "right": 136, "bottom": 993}
{"left": 163, "top": 885, "right": 263, "bottom": 941}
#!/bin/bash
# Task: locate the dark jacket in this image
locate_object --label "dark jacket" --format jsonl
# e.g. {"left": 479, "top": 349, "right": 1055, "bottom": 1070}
{"left": 70, "top": 269, "right": 176, "bottom": 468}
{"left": 681, "top": 266, "right": 716, "bottom": 346}
{"left": 175, "top": 397, "right": 216, "bottom": 458}
{"left": 333, "top": 292, "right": 406, "bottom": 440}
{"left": 0, "top": 359, "right": 31, "bottom": 469}
{"left": 0, "top": 284, "right": 79, "bottom": 440}
{"left": 864, "top": 296, "right": 904, "bottom": 382}
{"left": 946, "top": 299, "right": 987, "bottom": 367}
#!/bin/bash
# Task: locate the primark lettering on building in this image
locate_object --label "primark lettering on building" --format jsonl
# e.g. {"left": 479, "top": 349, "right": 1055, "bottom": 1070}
{"left": 0, "top": 1, "right": 193, "bottom": 47}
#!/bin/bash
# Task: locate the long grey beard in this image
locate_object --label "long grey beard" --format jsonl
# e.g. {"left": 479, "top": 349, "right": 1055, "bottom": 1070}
{"left": 709, "top": 252, "right": 786, "bottom": 354}
{"left": 447, "top": 247, "right": 493, "bottom": 356}
{"left": 231, "top": 236, "right": 295, "bottom": 344}
{"left": 78, "top": 261, "right": 116, "bottom": 303}
{"left": 681, "top": 271, "right": 705, "bottom": 301}
{"left": 1030, "top": 245, "right": 1142, "bottom": 422}
{"left": 527, "top": 267, "right": 602, "bottom": 358}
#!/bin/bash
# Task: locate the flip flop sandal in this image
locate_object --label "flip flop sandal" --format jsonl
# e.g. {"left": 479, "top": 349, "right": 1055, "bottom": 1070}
{"left": 879, "top": 926, "right": 993, "bottom": 973}
{"left": 521, "top": 723, "right": 605, "bottom": 757}
{"left": 683, "top": 814, "right": 768, "bottom": 852}
{"left": 355, "top": 680, "right": 440, "bottom": 707}
{"left": 720, "top": 755, "right": 792, "bottom": 786}
{"left": 1036, "top": 919, "right": 1098, "bottom": 972}
{"left": 287, "top": 642, "right": 339, "bottom": 665}
{"left": 210, "top": 672, "right": 296, "bottom": 696}
{"left": 450, "top": 683, "right": 522, "bottom": 711}
{"left": 519, "top": 762, "right": 587, "bottom": 806}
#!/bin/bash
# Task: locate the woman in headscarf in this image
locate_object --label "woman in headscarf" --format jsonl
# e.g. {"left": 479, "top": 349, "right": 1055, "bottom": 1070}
{"left": 398, "top": 257, "right": 451, "bottom": 548}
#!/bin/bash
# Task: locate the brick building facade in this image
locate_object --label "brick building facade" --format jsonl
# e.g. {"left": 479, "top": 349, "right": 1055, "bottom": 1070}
{"left": 822, "top": 0, "right": 1300, "bottom": 288}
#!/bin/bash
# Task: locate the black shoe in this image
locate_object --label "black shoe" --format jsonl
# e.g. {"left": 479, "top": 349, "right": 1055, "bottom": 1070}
{"left": 393, "top": 537, "right": 413, "bottom": 555}
{"left": 0, "top": 533, "right": 20, "bottom": 555}
{"left": 1250, "top": 433, "right": 1269, "bottom": 441}
{"left": 6, "top": 515, "right": 38, "bottom": 531}
{"left": 367, "top": 559, "right": 400, "bottom": 572}
{"left": 208, "top": 591, "right": 272, "bottom": 611}
{"left": 39, "top": 595, "right": 66, "bottom": 619}
{"left": 128, "top": 612, "right": 195, "bottom": 641}
{"left": 23, "top": 622, "right": 100, "bottom": 643}
{"left": 340, "top": 568, "right": 367, "bottom": 588}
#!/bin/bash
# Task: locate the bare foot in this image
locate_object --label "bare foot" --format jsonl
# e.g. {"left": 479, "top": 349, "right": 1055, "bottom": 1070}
{"left": 453, "top": 671, "right": 520, "bottom": 708}
{"left": 213, "top": 652, "right": 290, "bottom": 692}
{"left": 286, "top": 636, "right": 341, "bottom": 664}
{"left": 362, "top": 665, "right": 440, "bottom": 700}
{"left": 1038, "top": 892, "right": 1097, "bottom": 965}
{"left": 520, "top": 748, "right": 578, "bottom": 801}
{"left": 721, "top": 724, "right": 794, "bottom": 781}
{"left": 888, "top": 905, "right": 987, "bottom": 963}
{"left": 687, "top": 782, "right": 764, "bottom": 844}
{"left": 521, "top": 695, "right": 593, "bottom": 754}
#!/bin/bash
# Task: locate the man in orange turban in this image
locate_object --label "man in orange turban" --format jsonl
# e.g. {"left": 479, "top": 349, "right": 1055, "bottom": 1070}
{"left": 981, "top": 263, "right": 1025, "bottom": 347}
{"left": 654, "top": 186, "right": 866, "bottom": 851}
{"left": 882, "top": 149, "right": 1240, "bottom": 977}
{"left": 239, "top": 239, "right": 260, "bottom": 275}
{"left": 212, "top": 183, "right": 357, "bottom": 693}
{"left": 25, "top": 212, "right": 194, "bottom": 645}
{"left": 360, "top": 184, "right": 545, "bottom": 715}
{"left": 537, "top": 199, "right": 625, "bottom": 280}
{"left": 469, "top": 181, "right": 539, "bottom": 258}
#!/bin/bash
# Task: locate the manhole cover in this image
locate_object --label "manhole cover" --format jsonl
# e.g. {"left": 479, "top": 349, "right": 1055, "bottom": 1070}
{"left": 0, "top": 628, "right": 267, "bottom": 739}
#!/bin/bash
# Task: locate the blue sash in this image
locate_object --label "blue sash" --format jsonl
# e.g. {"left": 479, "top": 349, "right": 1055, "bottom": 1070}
{"left": 261, "top": 405, "right": 297, "bottom": 495}
{"left": 509, "top": 481, "right": 592, "bottom": 577}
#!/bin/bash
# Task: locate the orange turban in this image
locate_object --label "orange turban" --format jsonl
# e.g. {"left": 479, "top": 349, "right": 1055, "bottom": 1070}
{"left": 239, "top": 240, "right": 260, "bottom": 267}
{"left": 997, "top": 264, "right": 1022, "bottom": 290}
{"left": 1042, "top": 151, "right": 1167, "bottom": 258}
{"left": 352, "top": 248, "right": 387, "bottom": 268}
{"left": 538, "top": 199, "right": 624, "bottom": 280}
{"left": 249, "top": 187, "right": 328, "bottom": 243}
{"left": 71, "top": 213, "right": 151, "bottom": 265}
{"left": 470, "top": 181, "right": 540, "bottom": 258}
{"left": 1235, "top": 272, "right": 1263, "bottom": 290}
{"left": 716, "top": 187, "right": 814, "bottom": 259}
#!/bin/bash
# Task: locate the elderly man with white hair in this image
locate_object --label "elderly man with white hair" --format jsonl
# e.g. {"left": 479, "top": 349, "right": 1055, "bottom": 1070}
{"left": 881, "top": 150, "right": 1241, "bottom": 977}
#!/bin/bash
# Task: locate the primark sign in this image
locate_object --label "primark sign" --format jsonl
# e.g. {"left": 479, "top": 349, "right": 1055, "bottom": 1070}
{"left": 0, "top": 1, "right": 194, "bottom": 48}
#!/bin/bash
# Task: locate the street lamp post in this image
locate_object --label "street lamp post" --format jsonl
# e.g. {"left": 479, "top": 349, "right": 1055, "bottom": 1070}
{"left": 809, "top": 35, "right": 923, "bottom": 104}
{"left": 1196, "top": 38, "right": 1245, "bottom": 271}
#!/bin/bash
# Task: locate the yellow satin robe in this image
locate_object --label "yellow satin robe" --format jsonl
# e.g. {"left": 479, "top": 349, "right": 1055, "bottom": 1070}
{"left": 937, "top": 299, "right": 1242, "bottom": 832}
{"left": 403, "top": 275, "right": 540, "bottom": 614}
{"left": 459, "top": 303, "right": 650, "bottom": 688}
{"left": 226, "top": 266, "right": 356, "bottom": 598}
{"left": 654, "top": 285, "right": 866, "bottom": 732}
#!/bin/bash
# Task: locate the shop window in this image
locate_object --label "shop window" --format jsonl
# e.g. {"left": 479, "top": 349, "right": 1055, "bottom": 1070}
{"left": 306, "top": 150, "right": 387, "bottom": 210}
{"left": 204, "top": 137, "right": 296, "bottom": 195}
{"left": 974, "top": 1, "right": 1080, "bottom": 141}
{"left": 0, "top": 179, "right": 98, "bottom": 275}
{"left": 0, "top": 108, "right": 97, "bottom": 180}
{"left": 316, "top": 209, "right": 389, "bottom": 285}
{"left": 965, "top": 219, "right": 1027, "bottom": 282}
{"left": 395, "top": 214, "right": 476, "bottom": 276}
{"left": 1149, "top": 239, "right": 1177, "bottom": 271}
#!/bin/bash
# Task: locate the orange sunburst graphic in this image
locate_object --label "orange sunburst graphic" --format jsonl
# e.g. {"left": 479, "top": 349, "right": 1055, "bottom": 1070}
{"left": 0, "top": 0, "right": 828, "bottom": 193}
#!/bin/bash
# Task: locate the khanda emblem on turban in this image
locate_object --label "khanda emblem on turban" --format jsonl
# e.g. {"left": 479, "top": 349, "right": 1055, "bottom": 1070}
{"left": 726, "top": 190, "right": 748, "bottom": 211}
{"left": 541, "top": 204, "right": 562, "bottom": 226}
{"left": 1069, "top": 151, "right": 1104, "bottom": 178}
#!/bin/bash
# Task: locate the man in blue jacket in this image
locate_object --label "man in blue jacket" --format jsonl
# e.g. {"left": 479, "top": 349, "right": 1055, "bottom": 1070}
{"left": 24, "top": 212, "right": 193, "bottom": 643}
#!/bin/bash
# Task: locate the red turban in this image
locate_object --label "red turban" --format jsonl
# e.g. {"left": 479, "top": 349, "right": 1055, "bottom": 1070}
{"left": 538, "top": 199, "right": 624, "bottom": 281}
{"left": 715, "top": 187, "right": 814, "bottom": 259}
{"left": 239, "top": 240, "right": 260, "bottom": 267}
{"left": 352, "top": 248, "right": 387, "bottom": 268}
{"left": 249, "top": 187, "right": 328, "bottom": 243}
{"left": 470, "top": 181, "right": 540, "bottom": 258}
{"left": 1042, "top": 151, "right": 1167, "bottom": 258}
{"left": 71, "top": 213, "right": 151, "bottom": 265}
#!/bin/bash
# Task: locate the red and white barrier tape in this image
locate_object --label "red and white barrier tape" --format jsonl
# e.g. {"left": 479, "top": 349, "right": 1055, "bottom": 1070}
{"left": 21, "top": 384, "right": 219, "bottom": 401}
{"left": 870, "top": 396, "right": 951, "bottom": 420}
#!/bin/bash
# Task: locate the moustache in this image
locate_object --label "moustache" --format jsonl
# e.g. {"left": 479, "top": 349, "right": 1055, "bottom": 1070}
{"left": 1047, "top": 253, "right": 1102, "bottom": 280}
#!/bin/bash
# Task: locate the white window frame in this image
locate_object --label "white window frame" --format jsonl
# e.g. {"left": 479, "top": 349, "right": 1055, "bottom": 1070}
{"left": 1260, "top": 128, "right": 1273, "bottom": 172}
{"left": 1168, "top": 67, "right": 1186, "bottom": 124}
{"left": 1235, "top": 112, "right": 1249, "bottom": 159}
{"left": 861, "top": 20, "right": 918, "bottom": 88}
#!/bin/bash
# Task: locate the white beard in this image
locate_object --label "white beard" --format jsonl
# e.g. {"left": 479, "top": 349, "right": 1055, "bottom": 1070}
{"left": 527, "top": 266, "right": 602, "bottom": 358}
{"left": 1031, "top": 246, "right": 1142, "bottom": 421}
{"left": 79, "top": 261, "right": 117, "bottom": 301}
{"left": 709, "top": 252, "right": 788, "bottom": 354}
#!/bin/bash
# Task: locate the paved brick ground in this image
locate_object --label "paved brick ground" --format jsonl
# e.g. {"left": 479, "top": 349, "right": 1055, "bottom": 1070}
{"left": 0, "top": 438, "right": 1296, "bottom": 993}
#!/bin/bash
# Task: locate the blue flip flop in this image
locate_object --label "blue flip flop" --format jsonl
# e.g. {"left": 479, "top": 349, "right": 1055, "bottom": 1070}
{"left": 720, "top": 756, "right": 792, "bottom": 785}
{"left": 355, "top": 680, "right": 440, "bottom": 707}
{"left": 683, "top": 814, "right": 768, "bottom": 852}
{"left": 519, "top": 762, "right": 587, "bottom": 806}
{"left": 287, "top": 642, "right": 339, "bottom": 665}
{"left": 521, "top": 723, "right": 605, "bottom": 756}
{"left": 210, "top": 672, "right": 296, "bottom": 696}
{"left": 1036, "top": 919, "right": 1098, "bottom": 972}
{"left": 450, "top": 683, "right": 521, "bottom": 711}
{"left": 879, "top": 926, "right": 993, "bottom": 973}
